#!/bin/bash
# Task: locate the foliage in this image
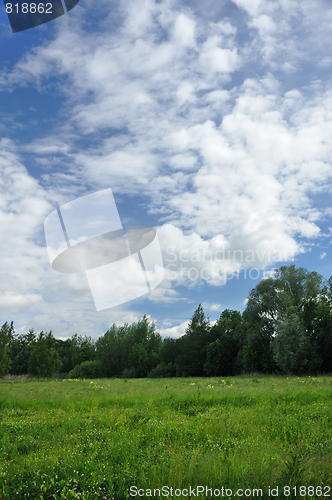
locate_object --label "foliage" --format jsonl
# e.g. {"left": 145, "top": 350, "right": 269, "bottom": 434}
{"left": 95, "top": 315, "right": 161, "bottom": 378}
{"left": 175, "top": 304, "right": 214, "bottom": 376}
{"left": 243, "top": 265, "right": 328, "bottom": 375}
{"left": 68, "top": 360, "right": 103, "bottom": 379}
{"left": 3, "top": 265, "right": 332, "bottom": 379}
{"left": 242, "top": 278, "right": 280, "bottom": 373}
{"left": 10, "top": 328, "right": 36, "bottom": 375}
{"left": 0, "top": 321, "right": 14, "bottom": 377}
{"left": 55, "top": 335, "right": 96, "bottom": 374}
{"left": 28, "top": 331, "right": 62, "bottom": 378}
{"left": 204, "top": 309, "right": 243, "bottom": 376}
{"left": 274, "top": 265, "right": 323, "bottom": 312}
{"left": 148, "top": 361, "right": 177, "bottom": 378}
{"left": 273, "top": 306, "right": 312, "bottom": 374}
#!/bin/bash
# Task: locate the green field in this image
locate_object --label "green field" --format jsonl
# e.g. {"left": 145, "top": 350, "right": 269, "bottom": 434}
{"left": 0, "top": 376, "right": 331, "bottom": 500}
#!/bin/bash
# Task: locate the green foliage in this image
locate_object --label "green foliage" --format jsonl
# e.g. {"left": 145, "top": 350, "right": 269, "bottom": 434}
{"left": 274, "top": 265, "right": 323, "bottom": 312}
{"left": 160, "top": 337, "right": 178, "bottom": 364}
{"left": 121, "top": 366, "right": 137, "bottom": 378}
{"left": 204, "top": 309, "right": 243, "bottom": 376}
{"left": 175, "top": 304, "right": 214, "bottom": 376}
{"left": 68, "top": 360, "right": 103, "bottom": 379}
{"left": 10, "top": 328, "right": 36, "bottom": 375}
{"left": 96, "top": 315, "right": 162, "bottom": 378}
{"left": 273, "top": 306, "right": 312, "bottom": 374}
{"left": 243, "top": 278, "right": 280, "bottom": 373}
{"left": 128, "top": 343, "right": 149, "bottom": 378}
{"left": 0, "top": 321, "right": 14, "bottom": 377}
{"left": 95, "top": 323, "right": 129, "bottom": 376}
{"left": 243, "top": 265, "right": 328, "bottom": 375}
{"left": 148, "top": 361, "right": 177, "bottom": 378}
{"left": 55, "top": 335, "right": 95, "bottom": 374}
{"left": 28, "top": 331, "right": 62, "bottom": 378}
{"left": 2, "top": 266, "right": 332, "bottom": 381}
{"left": 314, "top": 296, "right": 332, "bottom": 373}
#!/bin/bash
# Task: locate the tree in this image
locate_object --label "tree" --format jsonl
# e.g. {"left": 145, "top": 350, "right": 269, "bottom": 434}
{"left": 128, "top": 344, "right": 149, "bottom": 378}
{"left": 242, "top": 278, "right": 280, "bottom": 373}
{"left": 96, "top": 316, "right": 162, "bottom": 378}
{"left": 314, "top": 297, "right": 332, "bottom": 373}
{"left": 124, "top": 316, "right": 161, "bottom": 377}
{"left": 204, "top": 310, "right": 243, "bottom": 376}
{"left": 243, "top": 265, "right": 325, "bottom": 374}
{"left": 55, "top": 338, "right": 77, "bottom": 374}
{"left": 160, "top": 337, "right": 178, "bottom": 365}
{"left": 300, "top": 276, "right": 332, "bottom": 374}
{"left": 0, "top": 321, "right": 14, "bottom": 377}
{"left": 96, "top": 324, "right": 129, "bottom": 377}
{"left": 10, "top": 329, "right": 36, "bottom": 375}
{"left": 272, "top": 266, "right": 324, "bottom": 374}
{"left": 273, "top": 306, "right": 313, "bottom": 374}
{"left": 274, "top": 265, "right": 322, "bottom": 312}
{"left": 28, "top": 331, "right": 62, "bottom": 378}
{"left": 175, "top": 304, "right": 213, "bottom": 376}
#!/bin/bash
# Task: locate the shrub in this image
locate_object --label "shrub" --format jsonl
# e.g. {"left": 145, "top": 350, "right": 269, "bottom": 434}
{"left": 121, "top": 367, "right": 137, "bottom": 378}
{"left": 68, "top": 360, "right": 103, "bottom": 379}
{"left": 148, "top": 362, "right": 177, "bottom": 378}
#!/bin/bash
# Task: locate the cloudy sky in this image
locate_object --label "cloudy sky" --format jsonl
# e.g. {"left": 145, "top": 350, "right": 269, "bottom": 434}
{"left": 1, "top": 0, "right": 332, "bottom": 339}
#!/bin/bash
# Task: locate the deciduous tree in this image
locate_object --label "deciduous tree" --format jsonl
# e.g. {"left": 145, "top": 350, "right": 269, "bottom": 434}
{"left": 0, "top": 321, "right": 14, "bottom": 377}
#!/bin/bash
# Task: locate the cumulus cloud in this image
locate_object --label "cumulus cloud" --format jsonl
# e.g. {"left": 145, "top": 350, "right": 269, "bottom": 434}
{"left": 0, "top": 139, "right": 150, "bottom": 336}
{"left": 0, "top": 138, "right": 51, "bottom": 290}
{"left": 160, "top": 320, "right": 189, "bottom": 338}
{"left": 1, "top": 0, "right": 332, "bottom": 334}
{"left": 0, "top": 292, "right": 43, "bottom": 311}
{"left": 232, "top": 0, "right": 332, "bottom": 71}
{"left": 202, "top": 301, "right": 222, "bottom": 312}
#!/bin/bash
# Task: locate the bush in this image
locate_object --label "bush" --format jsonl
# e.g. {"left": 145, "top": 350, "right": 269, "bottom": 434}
{"left": 68, "top": 360, "right": 103, "bottom": 379}
{"left": 121, "top": 367, "right": 137, "bottom": 378}
{"left": 148, "top": 362, "right": 177, "bottom": 378}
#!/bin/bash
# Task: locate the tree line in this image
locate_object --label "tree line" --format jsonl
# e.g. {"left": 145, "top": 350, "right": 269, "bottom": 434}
{"left": 0, "top": 265, "right": 331, "bottom": 378}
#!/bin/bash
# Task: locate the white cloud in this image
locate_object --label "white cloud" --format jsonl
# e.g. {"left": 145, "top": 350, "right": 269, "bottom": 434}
{"left": 160, "top": 320, "right": 189, "bottom": 338}
{"left": 1, "top": 0, "right": 332, "bottom": 335}
{"left": 0, "top": 138, "right": 155, "bottom": 337}
{"left": 0, "top": 292, "right": 43, "bottom": 311}
{"left": 172, "top": 13, "right": 196, "bottom": 47}
{"left": 3, "top": 4, "right": 332, "bottom": 269}
{"left": 199, "top": 38, "right": 240, "bottom": 74}
{"left": 230, "top": 0, "right": 332, "bottom": 73}
{"left": 232, "top": 0, "right": 263, "bottom": 17}
{"left": 318, "top": 57, "right": 332, "bottom": 68}
{"left": 202, "top": 301, "right": 222, "bottom": 312}
{"left": 251, "top": 14, "right": 276, "bottom": 34}
{"left": 158, "top": 221, "right": 301, "bottom": 287}
{"left": 0, "top": 139, "right": 51, "bottom": 287}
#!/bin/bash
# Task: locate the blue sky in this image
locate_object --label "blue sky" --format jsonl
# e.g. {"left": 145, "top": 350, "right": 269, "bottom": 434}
{"left": 1, "top": 0, "right": 332, "bottom": 339}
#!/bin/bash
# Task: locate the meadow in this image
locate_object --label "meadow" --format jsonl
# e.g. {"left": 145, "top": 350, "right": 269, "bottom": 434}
{"left": 0, "top": 375, "right": 331, "bottom": 500}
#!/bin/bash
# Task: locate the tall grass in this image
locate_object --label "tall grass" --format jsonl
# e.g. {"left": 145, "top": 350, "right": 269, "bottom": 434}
{"left": 0, "top": 375, "right": 331, "bottom": 499}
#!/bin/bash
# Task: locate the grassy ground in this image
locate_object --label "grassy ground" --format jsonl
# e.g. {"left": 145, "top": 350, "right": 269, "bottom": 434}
{"left": 0, "top": 375, "right": 331, "bottom": 499}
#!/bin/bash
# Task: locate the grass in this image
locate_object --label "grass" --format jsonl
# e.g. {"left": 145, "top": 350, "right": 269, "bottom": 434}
{"left": 0, "top": 375, "right": 331, "bottom": 499}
